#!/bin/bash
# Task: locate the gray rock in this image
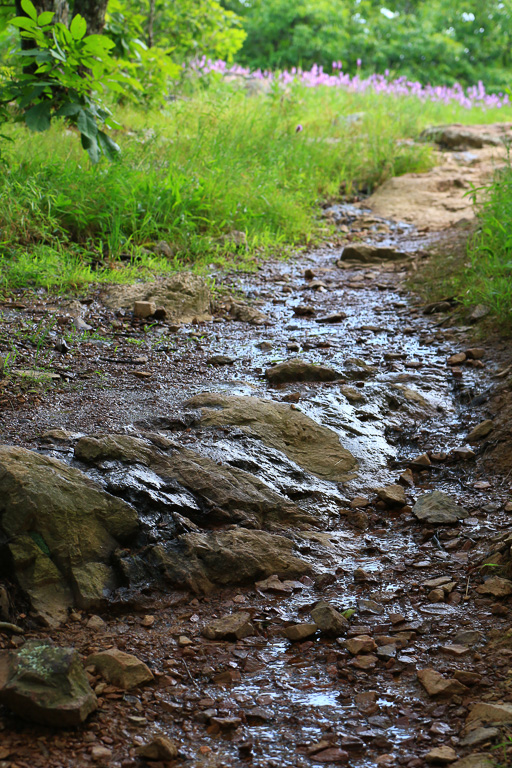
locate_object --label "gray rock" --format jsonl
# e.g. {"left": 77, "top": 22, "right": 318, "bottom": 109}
{"left": 0, "top": 446, "right": 138, "bottom": 625}
{"left": 229, "top": 301, "right": 269, "bottom": 326}
{"left": 460, "top": 728, "right": 499, "bottom": 747}
{"left": 185, "top": 392, "right": 357, "bottom": 481}
{"left": 0, "top": 641, "right": 97, "bottom": 727}
{"left": 150, "top": 528, "right": 311, "bottom": 593}
{"left": 340, "top": 244, "right": 407, "bottom": 263}
{"left": 420, "top": 125, "right": 505, "bottom": 149}
{"left": 75, "top": 435, "right": 154, "bottom": 466}
{"left": 450, "top": 756, "right": 494, "bottom": 768}
{"left": 412, "top": 491, "right": 469, "bottom": 524}
{"left": 467, "top": 420, "right": 494, "bottom": 442}
{"left": 265, "top": 358, "right": 341, "bottom": 384}
{"left": 207, "top": 354, "right": 236, "bottom": 365}
{"left": 102, "top": 272, "right": 212, "bottom": 324}
{"left": 310, "top": 601, "right": 349, "bottom": 637}
{"left": 202, "top": 612, "right": 255, "bottom": 641}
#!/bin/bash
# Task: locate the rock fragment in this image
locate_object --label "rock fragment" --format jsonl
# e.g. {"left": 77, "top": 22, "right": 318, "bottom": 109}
{"left": 284, "top": 623, "right": 317, "bottom": 641}
{"left": 0, "top": 641, "right": 97, "bottom": 727}
{"left": 417, "top": 668, "right": 468, "bottom": 697}
{"left": 265, "top": 358, "right": 341, "bottom": 384}
{"left": 412, "top": 491, "right": 469, "bottom": 524}
{"left": 425, "top": 746, "right": 458, "bottom": 764}
{"left": 310, "top": 602, "right": 349, "bottom": 637}
{"left": 476, "top": 577, "right": 512, "bottom": 597}
{"left": 202, "top": 612, "right": 255, "bottom": 641}
{"left": 467, "top": 420, "right": 494, "bottom": 442}
{"left": 377, "top": 484, "right": 406, "bottom": 507}
{"left": 136, "top": 737, "right": 178, "bottom": 761}
{"left": 86, "top": 648, "right": 153, "bottom": 690}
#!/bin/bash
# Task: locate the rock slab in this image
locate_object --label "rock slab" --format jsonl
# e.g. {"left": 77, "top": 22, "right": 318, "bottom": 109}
{"left": 0, "top": 641, "right": 97, "bottom": 727}
{"left": 412, "top": 491, "right": 469, "bottom": 524}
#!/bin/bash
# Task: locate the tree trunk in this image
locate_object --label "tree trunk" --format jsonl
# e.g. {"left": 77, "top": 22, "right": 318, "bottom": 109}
{"left": 73, "top": 0, "right": 109, "bottom": 34}
{"left": 147, "top": 0, "right": 156, "bottom": 48}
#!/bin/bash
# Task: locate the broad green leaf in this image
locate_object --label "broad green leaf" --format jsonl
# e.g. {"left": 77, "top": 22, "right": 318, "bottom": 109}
{"left": 37, "top": 11, "right": 54, "bottom": 26}
{"left": 55, "top": 102, "right": 82, "bottom": 118}
{"left": 77, "top": 109, "right": 98, "bottom": 140}
{"left": 10, "top": 17, "right": 37, "bottom": 30}
{"left": 20, "top": 0, "right": 37, "bottom": 21}
{"left": 70, "top": 14, "right": 87, "bottom": 40}
{"left": 25, "top": 100, "right": 52, "bottom": 132}
{"left": 80, "top": 132, "right": 99, "bottom": 164}
{"left": 97, "top": 130, "right": 120, "bottom": 161}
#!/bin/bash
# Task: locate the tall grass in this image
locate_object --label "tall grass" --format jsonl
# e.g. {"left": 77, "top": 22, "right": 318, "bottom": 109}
{"left": 463, "top": 161, "right": 512, "bottom": 324}
{"left": 2, "top": 79, "right": 511, "bottom": 292}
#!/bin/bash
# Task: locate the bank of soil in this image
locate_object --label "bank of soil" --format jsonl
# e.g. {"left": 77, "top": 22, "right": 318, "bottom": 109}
{"left": 1, "top": 124, "right": 512, "bottom": 768}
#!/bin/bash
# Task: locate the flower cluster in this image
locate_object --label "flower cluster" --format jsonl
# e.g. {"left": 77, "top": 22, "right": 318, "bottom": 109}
{"left": 191, "top": 58, "right": 510, "bottom": 109}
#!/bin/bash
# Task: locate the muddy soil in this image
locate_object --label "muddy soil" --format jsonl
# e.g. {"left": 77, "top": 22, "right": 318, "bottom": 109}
{"left": 1, "top": 124, "right": 512, "bottom": 768}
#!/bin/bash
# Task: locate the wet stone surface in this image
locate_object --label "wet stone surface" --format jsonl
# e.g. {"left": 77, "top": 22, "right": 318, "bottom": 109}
{"left": 1, "top": 137, "right": 512, "bottom": 767}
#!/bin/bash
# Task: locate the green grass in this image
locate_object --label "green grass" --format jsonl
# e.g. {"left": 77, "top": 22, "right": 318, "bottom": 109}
{"left": 2, "top": 79, "right": 512, "bottom": 292}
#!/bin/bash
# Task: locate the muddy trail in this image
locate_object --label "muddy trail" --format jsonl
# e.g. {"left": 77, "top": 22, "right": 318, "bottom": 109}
{"left": 1, "top": 124, "right": 512, "bottom": 768}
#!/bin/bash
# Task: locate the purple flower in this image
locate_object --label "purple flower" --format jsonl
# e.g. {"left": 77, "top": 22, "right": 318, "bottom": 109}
{"left": 295, "top": 124, "right": 304, "bottom": 133}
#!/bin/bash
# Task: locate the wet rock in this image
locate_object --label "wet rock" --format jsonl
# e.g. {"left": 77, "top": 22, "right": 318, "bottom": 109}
{"left": 207, "top": 354, "right": 236, "bottom": 365}
{"left": 460, "top": 728, "right": 499, "bottom": 747}
{"left": 476, "top": 577, "right": 512, "bottom": 597}
{"left": 86, "top": 615, "right": 106, "bottom": 631}
{"left": 377, "top": 484, "right": 406, "bottom": 507}
{"left": 293, "top": 305, "right": 316, "bottom": 317}
{"left": 265, "top": 358, "right": 341, "bottom": 384}
{"left": 451, "top": 756, "right": 494, "bottom": 768}
{"left": 410, "top": 453, "right": 431, "bottom": 468}
{"left": 339, "top": 244, "right": 407, "bottom": 263}
{"left": 202, "top": 612, "right": 255, "bottom": 641}
{"left": 86, "top": 648, "right": 154, "bottom": 690}
{"left": 344, "top": 357, "right": 376, "bottom": 380}
{"left": 340, "top": 385, "right": 365, "bottom": 404}
{"left": 186, "top": 393, "right": 358, "bottom": 481}
{"left": 91, "top": 746, "right": 112, "bottom": 762}
{"left": 467, "top": 420, "right": 494, "bottom": 442}
{"left": 0, "top": 445, "right": 138, "bottom": 625}
{"left": 0, "top": 641, "right": 97, "bottom": 727}
{"left": 350, "top": 496, "right": 370, "bottom": 508}
{"left": 103, "top": 272, "right": 212, "bottom": 323}
{"left": 136, "top": 737, "right": 178, "bottom": 761}
{"left": 425, "top": 746, "right": 458, "bottom": 764}
{"left": 412, "top": 491, "right": 469, "bottom": 524}
{"left": 466, "top": 348, "right": 485, "bottom": 360}
{"left": 417, "top": 668, "right": 468, "bottom": 698}
{"left": 311, "top": 748, "right": 349, "bottom": 763}
{"left": 75, "top": 435, "right": 154, "bottom": 466}
{"left": 310, "top": 601, "right": 349, "bottom": 637}
{"left": 133, "top": 301, "right": 156, "bottom": 318}
{"left": 229, "top": 301, "right": 269, "bottom": 326}
{"left": 420, "top": 125, "right": 505, "bottom": 149}
{"left": 151, "top": 528, "right": 311, "bottom": 593}
{"left": 448, "top": 353, "right": 466, "bottom": 365}
{"left": 285, "top": 623, "right": 317, "bottom": 641}
{"left": 453, "top": 631, "right": 482, "bottom": 646}
{"left": 345, "top": 636, "right": 377, "bottom": 655}
{"left": 315, "top": 313, "right": 347, "bottom": 324}
{"left": 376, "top": 645, "right": 396, "bottom": 661}
{"left": 454, "top": 670, "right": 482, "bottom": 686}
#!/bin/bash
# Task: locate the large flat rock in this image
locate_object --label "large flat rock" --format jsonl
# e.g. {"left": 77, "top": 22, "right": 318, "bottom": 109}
{"left": 185, "top": 393, "right": 358, "bottom": 481}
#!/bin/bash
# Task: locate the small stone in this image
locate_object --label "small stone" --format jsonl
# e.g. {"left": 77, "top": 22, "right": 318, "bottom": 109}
{"left": 376, "top": 645, "right": 396, "bottom": 661}
{"left": 451, "top": 754, "right": 494, "bottom": 768}
{"left": 476, "top": 577, "right": 512, "bottom": 597}
{"left": 448, "top": 353, "right": 467, "bottom": 365}
{"left": 454, "top": 670, "right": 482, "bottom": 686}
{"left": 86, "top": 615, "right": 106, "bottom": 631}
{"left": 202, "top": 612, "right": 255, "bottom": 641}
{"left": 460, "top": 727, "right": 499, "bottom": 747}
{"left": 293, "top": 305, "right": 317, "bottom": 317}
{"left": 400, "top": 469, "right": 415, "bottom": 486}
{"left": 345, "top": 635, "right": 377, "bottom": 655}
{"left": 377, "top": 484, "right": 406, "bottom": 507}
{"left": 440, "top": 645, "right": 470, "bottom": 657}
{"left": 410, "top": 453, "right": 431, "bottom": 468}
{"left": 136, "top": 736, "right": 178, "bottom": 761}
{"left": 467, "top": 701, "right": 512, "bottom": 725}
{"left": 311, "top": 601, "right": 349, "bottom": 637}
{"left": 133, "top": 301, "right": 156, "bottom": 318}
{"left": 315, "top": 313, "right": 347, "bottom": 324}
{"left": 311, "top": 748, "right": 349, "bottom": 763}
{"left": 467, "top": 420, "right": 494, "bottom": 442}
{"left": 284, "top": 623, "right": 317, "bottom": 641}
{"left": 86, "top": 648, "right": 153, "bottom": 689}
{"left": 141, "top": 615, "right": 155, "bottom": 627}
{"left": 425, "top": 746, "right": 457, "bottom": 764}
{"left": 91, "top": 746, "right": 112, "bottom": 762}
{"left": 350, "top": 654, "right": 378, "bottom": 670}
{"left": 466, "top": 348, "right": 485, "bottom": 360}
{"left": 132, "top": 370, "right": 152, "bottom": 379}
{"left": 350, "top": 496, "right": 370, "bottom": 508}
{"left": 265, "top": 358, "right": 340, "bottom": 384}
{"left": 178, "top": 636, "right": 193, "bottom": 647}
{"left": 417, "top": 668, "right": 468, "bottom": 698}
{"left": 207, "top": 354, "right": 236, "bottom": 366}
{"left": 412, "top": 491, "right": 468, "bottom": 524}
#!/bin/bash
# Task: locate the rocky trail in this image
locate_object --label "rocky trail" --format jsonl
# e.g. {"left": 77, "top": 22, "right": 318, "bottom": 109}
{"left": 1, "top": 124, "right": 512, "bottom": 768}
